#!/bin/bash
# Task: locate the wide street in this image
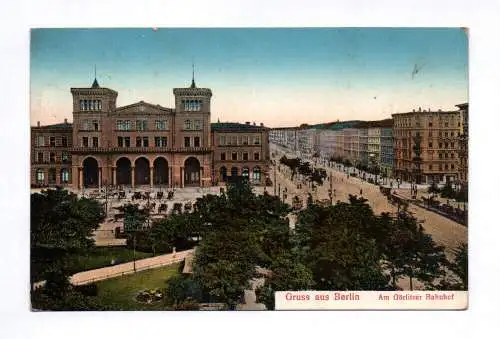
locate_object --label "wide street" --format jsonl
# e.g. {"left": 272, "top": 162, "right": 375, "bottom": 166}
{"left": 269, "top": 143, "right": 467, "bottom": 258}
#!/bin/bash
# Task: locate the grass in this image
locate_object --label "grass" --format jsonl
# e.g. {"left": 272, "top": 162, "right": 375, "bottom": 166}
{"left": 91, "top": 263, "right": 180, "bottom": 310}
{"left": 69, "top": 247, "right": 153, "bottom": 274}
{"left": 31, "top": 247, "right": 154, "bottom": 282}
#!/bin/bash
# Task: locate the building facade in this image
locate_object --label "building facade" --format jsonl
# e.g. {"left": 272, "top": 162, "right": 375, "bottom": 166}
{"left": 31, "top": 120, "right": 73, "bottom": 186}
{"left": 392, "top": 107, "right": 462, "bottom": 184}
{"left": 212, "top": 122, "right": 270, "bottom": 185}
{"left": 380, "top": 127, "right": 394, "bottom": 177}
{"left": 457, "top": 103, "right": 468, "bottom": 187}
{"left": 31, "top": 78, "right": 270, "bottom": 188}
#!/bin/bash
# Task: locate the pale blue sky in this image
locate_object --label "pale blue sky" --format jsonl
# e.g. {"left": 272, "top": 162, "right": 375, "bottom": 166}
{"left": 31, "top": 28, "right": 468, "bottom": 127}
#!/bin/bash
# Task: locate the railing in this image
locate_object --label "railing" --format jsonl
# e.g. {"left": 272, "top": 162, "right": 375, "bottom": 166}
{"left": 70, "top": 146, "right": 214, "bottom": 153}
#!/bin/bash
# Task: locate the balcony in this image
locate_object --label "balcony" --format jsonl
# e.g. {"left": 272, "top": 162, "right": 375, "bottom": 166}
{"left": 70, "top": 146, "right": 214, "bottom": 154}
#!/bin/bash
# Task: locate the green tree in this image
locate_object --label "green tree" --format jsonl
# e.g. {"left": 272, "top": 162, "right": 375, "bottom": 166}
{"left": 164, "top": 275, "right": 203, "bottom": 306}
{"left": 31, "top": 188, "right": 105, "bottom": 287}
{"left": 256, "top": 254, "right": 314, "bottom": 310}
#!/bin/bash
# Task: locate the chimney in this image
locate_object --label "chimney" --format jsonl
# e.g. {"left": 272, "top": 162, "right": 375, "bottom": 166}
{"left": 260, "top": 123, "right": 264, "bottom": 127}
{"left": 64, "top": 118, "right": 68, "bottom": 124}
{"left": 245, "top": 121, "right": 250, "bottom": 125}
{"left": 253, "top": 122, "right": 256, "bottom": 126}
{"left": 412, "top": 109, "right": 415, "bottom": 112}
{"left": 418, "top": 107, "right": 422, "bottom": 112}
{"left": 37, "top": 121, "right": 40, "bottom": 127}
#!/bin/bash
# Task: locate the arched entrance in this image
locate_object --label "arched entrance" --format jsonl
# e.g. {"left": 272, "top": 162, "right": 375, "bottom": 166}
{"left": 116, "top": 157, "right": 132, "bottom": 185}
{"left": 83, "top": 157, "right": 99, "bottom": 187}
{"left": 231, "top": 167, "right": 238, "bottom": 178}
{"left": 219, "top": 166, "right": 227, "bottom": 182}
{"left": 60, "top": 168, "right": 69, "bottom": 184}
{"left": 184, "top": 157, "right": 200, "bottom": 186}
{"left": 252, "top": 167, "right": 261, "bottom": 183}
{"left": 242, "top": 167, "right": 249, "bottom": 180}
{"left": 135, "top": 157, "right": 150, "bottom": 186}
{"left": 153, "top": 157, "right": 169, "bottom": 186}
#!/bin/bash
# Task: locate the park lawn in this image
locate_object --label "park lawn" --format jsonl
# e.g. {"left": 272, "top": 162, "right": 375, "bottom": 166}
{"left": 92, "top": 263, "right": 180, "bottom": 311}
{"left": 68, "top": 247, "right": 153, "bottom": 274}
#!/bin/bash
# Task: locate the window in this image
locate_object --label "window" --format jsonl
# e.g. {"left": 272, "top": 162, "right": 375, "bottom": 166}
{"left": 221, "top": 152, "right": 226, "bottom": 161}
{"left": 231, "top": 136, "right": 237, "bottom": 145}
{"left": 439, "top": 132, "right": 442, "bottom": 137}
{"left": 439, "top": 153, "right": 443, "bottom": 159}
{"left": 194, "top": 137, "right": 200, "bottom": 147}
{"left": 254, "top": 136, "right": 261, "bottom": 145}
{"left": 242, "top": 136, "right": 249, "bottom": 145}
{"left": 183, "top": 99, "right": 201, "bottom": 111}
{"left": 36, "top": 135, "right": 44, "bottom": 146}
{"left": 62, "top": 152, "right": 69, "bottom": 163}
{"left": 243, "top": 152, "right": 249, "bottom": 160}
{"left": 451, "top": 153, "right": 455, "bottom": 158}
{"left": 445, "top": 143, "right": 448, "bottom": 148}
{"left": 445, "top": 132, "right": 448, "bottom": 137}
{"left": 62, "top": 137, "right": 68, "bottom": 147}
{"left": 451, "top": 142, "right": 454, "bottom": 148}
{"left": 184, "top": 137, "right": 191, "bottom": 148}
{"left": 155, "top": 137, "right": 161, "bottom": 147}
{"left": 143, "top": 137, "right": 149, "bottom": 147}
{"left": 124, "top": 137, "right": 130, "bottom": 147}
{"left": 116, "top": 120, "right": 132, "bottom": 131}
{"left": 37, "top": 152, "right": 44, "bottom": 163}
{"left": 451, "top": 132, "right": 454, "bottom": 137}
{"left": 458, "top": 122, "right": 461, "bottom": 127}
{"left": 439, "top": 164, "right": 443, "bottom": 171}
{"left": 161, "top": 137, "right": 167, "bottom": 147}
{"left": 252, "top": 167, "right": 261, "bottom": 182}
{"left": 50, "top": 137, "right": 56, "bottom": 147}
{"left": 93, "top": 120, "right": 99, "bottom": 131}
{"left": 429, "top": 122, "right": 433, "bottom": 127}
{"left": 232, "top": 152, "right": 238, "bottom": 161}
{"left": 36, "top": 169, "right": 44, "bottom": 184}
{"left": 219, "top": 136, "right": 226, "bottom": 146}
{"left": 49, "top": 153, "right": 55, "bottom": 163}
{"left": 98, "top": 100, "right": 102, "bottom": 110}
{"left": 184, "top": 120, "right": 192, "bottom": 130}
{"left": 118, "top": 136, "right": 124, "bottom": 147}
{"left": 82, "top": 120, "right": 90, "bottom": 131}
{"left": 429, "top": 165, "right": 433, "bottom": 170}
{"left": 92, "top": 137, "right": 98, "bottom": 148}
{"left": 61, "top": 168, "right": 69, "bottom": 183}
{"left": 445, "top": 122, "right": 449, "bottom": 127}
{"left": 155, "top": 120, "right": 167, "bottom": 130}
{"left": 136, "top": 137, "right": 142, "bottom": 147}
{"left": 445, "top": 164, "right": 448, "bottom": 170}
{"left": 48, "top": 168, "right": 56, "bottom": 184}
{"left": 451, "top": 164, "right": 455, "bottom": 170}
{"left": 194, "top": 120, "right": 202, "bottom": 130}
{"left": 82, "top": 137, "right": 89, "bottom": 147}
{"left": 136, "top": 120, "right": 147, "bottom": 131}
{"left": 439, "top": 143, "right": 443, "bottom": 148}
{"left": 445, "top": 153, "right": 448, "bottom": 159}
{"left": 254, "top": 152, "right": 260, "bottom": 161}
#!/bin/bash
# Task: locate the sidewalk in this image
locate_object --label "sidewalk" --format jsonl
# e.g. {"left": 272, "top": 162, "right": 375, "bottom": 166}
{"left": 34, "top": 249, "right": 194, "bottom": 289}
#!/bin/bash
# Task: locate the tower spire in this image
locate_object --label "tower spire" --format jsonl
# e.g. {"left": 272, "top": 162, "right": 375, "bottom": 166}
{"left": 92, "top": 64, "right": 100, "bottom": 88}
{"left": 190, "top": 62, "right": 196, "bottom": 88}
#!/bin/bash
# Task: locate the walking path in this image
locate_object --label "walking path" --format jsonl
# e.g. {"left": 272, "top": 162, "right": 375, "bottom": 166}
{"left": 34, "top": 249, "right": 194, "bottom": 289}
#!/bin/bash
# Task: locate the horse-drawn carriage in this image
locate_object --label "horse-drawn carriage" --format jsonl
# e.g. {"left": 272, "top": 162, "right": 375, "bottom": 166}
{"left": 158, "top": 203, "right": 168, "bottom": 214}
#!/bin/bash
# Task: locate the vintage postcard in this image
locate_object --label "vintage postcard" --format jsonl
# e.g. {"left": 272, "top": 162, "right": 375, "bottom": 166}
{"left": 30, "top": 28, "right": 468, "bottom": 311}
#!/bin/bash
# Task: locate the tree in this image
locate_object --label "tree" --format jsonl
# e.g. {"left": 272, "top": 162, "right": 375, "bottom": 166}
{"left": 382, "top": 211, "right": 447, "bottom": 290}
{"left": 437, "top": 242, "right": 467, "bottom": 290}
{"left": 31, "top": 188, "right": 105, "bottom": 250}
{"left": 164, "top": 275, "right": 203, "bottom": 306}
{"left": 294, "top": 198, "right": 391, "bottom": 291}
{"left": 256, "top": 254, "right": 314, "bottom": 310}
{"left": 31, "top": 188, "right": 105, "bottom": 287}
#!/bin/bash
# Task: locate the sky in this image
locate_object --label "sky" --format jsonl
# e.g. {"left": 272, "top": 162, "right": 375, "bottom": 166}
{"left": 30, "top": 28, "right": 468, "bottom": 128}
